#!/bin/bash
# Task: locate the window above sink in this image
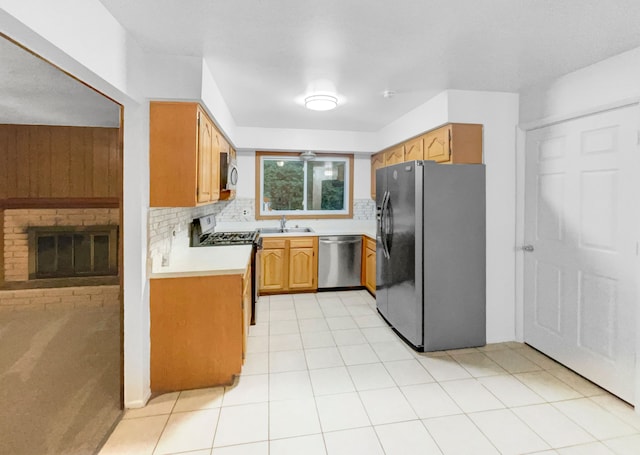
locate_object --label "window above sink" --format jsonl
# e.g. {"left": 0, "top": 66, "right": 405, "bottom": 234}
{"left": 256, "top": 152, "right": 353, "bottom": 220}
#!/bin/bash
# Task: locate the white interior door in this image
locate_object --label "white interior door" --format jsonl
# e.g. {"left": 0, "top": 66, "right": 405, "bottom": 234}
{"left": 524, "top": 105, "right": 638, "bottom": 404}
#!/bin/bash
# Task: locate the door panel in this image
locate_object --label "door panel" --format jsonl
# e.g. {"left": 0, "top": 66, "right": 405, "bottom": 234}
{"left": 533, "top": 261, "right": 562, "bottom": 335}
{"left": 524, "top": 105, "right": 638, "bottom": 403}
{"left": 288, "top": 248, "right": 314, "bottom": 289}
{"left": 386, "top": 162, "right": 421, "bottom": 347}
{"left": 260, "top": 249, "right": 285, "bottom": 291}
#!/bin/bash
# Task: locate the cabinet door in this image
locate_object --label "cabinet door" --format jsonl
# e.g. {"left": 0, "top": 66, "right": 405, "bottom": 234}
{"left": 404, "top": 137, "right": 424, "bottom": 161}
{"left": 424, "top": 126, "right": 451, "bottom": 163}
{"left": 242, "top": 266, "right": 251, "bottom": 360}
{"left": 370, "top": 152, "right": 386, "bottom": 200}
{"left": 259, "top": 248, "right": 285, "bottom": 291}
{"left": 385, "top": 145, "right": 405, "bottom": 165}
{"left": 288, "top": 247, "right": 315, "bottom": 290}
{"left": 365, "top": 247, "right": 376, "bottom": 295}
{"left": 196, "top": 111, "right": 213, "bottom": 203}
{"left": 448, "top": 123, "right": 483, "bottom": 164}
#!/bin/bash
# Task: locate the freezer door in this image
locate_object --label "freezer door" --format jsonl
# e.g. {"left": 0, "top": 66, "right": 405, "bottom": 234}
{"left": 385, "top": 161, "right": 422, "bottom": 348}
{"left": 422, "top": 163, "right": 486, "bottom": 351}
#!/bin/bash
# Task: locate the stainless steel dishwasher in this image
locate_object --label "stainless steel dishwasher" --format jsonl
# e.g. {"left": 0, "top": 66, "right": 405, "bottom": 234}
{"left": 318, "top": 235, "right": 362, "bottom": 289}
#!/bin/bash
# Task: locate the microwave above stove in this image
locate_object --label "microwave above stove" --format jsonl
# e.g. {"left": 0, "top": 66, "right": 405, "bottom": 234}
{"left": 220, "top": 151, "right": 238, "bottom": 191}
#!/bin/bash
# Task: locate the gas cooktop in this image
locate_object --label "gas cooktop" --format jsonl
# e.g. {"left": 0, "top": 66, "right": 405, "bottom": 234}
{"left": 197, "top": 230, "right": 258, "bottom": 246}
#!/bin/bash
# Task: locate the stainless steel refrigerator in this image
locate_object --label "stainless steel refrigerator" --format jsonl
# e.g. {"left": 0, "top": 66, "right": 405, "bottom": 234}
{"left": 376, "top": 160, "right": 486, "bottom": 352}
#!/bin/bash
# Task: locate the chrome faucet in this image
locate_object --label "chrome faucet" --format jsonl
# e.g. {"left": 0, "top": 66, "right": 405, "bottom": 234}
{"left": 279, "top": 215, "right": 287, "bottom": 230}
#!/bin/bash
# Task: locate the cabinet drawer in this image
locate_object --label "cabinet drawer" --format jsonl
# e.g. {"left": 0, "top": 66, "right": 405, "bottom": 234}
{"left": 289, "top": 237, "right": 315, "bottom": 248}
{"left": 262, "top": 238, "right": 286, "bottom": 249}
{"left": 364, "top": 236, "right": 376, "bottom": 251}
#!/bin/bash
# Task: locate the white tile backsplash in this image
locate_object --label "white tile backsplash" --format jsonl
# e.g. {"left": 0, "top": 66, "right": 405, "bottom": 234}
{"left": 148, "top": 197, "right": 376, "bottom": 267}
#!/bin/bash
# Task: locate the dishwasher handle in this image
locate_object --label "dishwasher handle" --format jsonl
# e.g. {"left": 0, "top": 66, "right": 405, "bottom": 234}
{"left": 319, "top": 238, "right": 362, "bottom": 245}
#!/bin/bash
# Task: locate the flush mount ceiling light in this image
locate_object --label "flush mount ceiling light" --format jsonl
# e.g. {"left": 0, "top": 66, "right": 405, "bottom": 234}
{"left": 304, "top": 94, "right": 338, "bottom": 111}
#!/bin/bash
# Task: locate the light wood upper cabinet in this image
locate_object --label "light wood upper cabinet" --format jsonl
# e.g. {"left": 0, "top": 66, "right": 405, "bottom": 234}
{"left": 404, "top": 137, "right": 424, "bottom": 161}
{"left": 446, "top": 123, "right": 483, "bottom": 164}
{"left": 423, "top": 123, "right": 483, "bottom": 164}
{"left": 150, "top": 101, "right": 221, "bottom": 207}
{"left": 370, "top": 123, "right": 483, "bottom": 198}
{"left": 385, "top": 145, "right": 405, "bottom": 165}
{"left": 370, "top": 152, "right": 386, "bottom": 200}
{"left": 197, "top": 111, "right": 214, "bottom": 204}
{"left": 259, "top": 236, "right": 318, "bottom": 294}
{"left": 423, "top": 127, "right": 450, "bottom": 163}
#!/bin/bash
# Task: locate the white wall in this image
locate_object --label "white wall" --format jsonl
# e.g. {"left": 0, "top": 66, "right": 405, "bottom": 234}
{"left": 353, "top": 155, "right": 371, "bottom": 200}
{"left": 377, "top": 91, "right": 449, "bottom": 150}
{"left": 520, "top": 46, "right": 640, "bottom": 124}
{"left": 234, "top": 126, "right": 378, "bottom": 154}
{"left": 201, "top": 59, "right": 237, "bottom": 143}
{"left": 235, "top": 151, "right": 256, "bottom": 199}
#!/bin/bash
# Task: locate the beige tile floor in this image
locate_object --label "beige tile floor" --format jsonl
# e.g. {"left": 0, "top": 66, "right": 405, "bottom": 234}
{"left": 100, "top": 290, "right": 640, "bottom": 455}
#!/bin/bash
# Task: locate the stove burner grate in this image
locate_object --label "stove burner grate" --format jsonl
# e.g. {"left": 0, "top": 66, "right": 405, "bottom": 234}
{"left": 197, "top": 230, "right": 258, "bottom": 246}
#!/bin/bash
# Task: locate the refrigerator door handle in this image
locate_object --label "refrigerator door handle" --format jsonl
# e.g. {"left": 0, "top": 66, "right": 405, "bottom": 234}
{"left": 379, "top": 190, "right": 387, "bottom": 241}
{"left": 381, "top": 190, "right": 391, "bottom": 259}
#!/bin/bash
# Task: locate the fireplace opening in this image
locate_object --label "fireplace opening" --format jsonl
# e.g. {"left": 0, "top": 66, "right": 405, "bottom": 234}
{"left": 28, "top": 226, "right": 118, "bottom": 279}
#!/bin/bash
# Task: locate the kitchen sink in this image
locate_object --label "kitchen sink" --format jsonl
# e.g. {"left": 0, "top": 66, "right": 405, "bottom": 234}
{"left": 283, "top": 227, "right": 314, "bottom": 233}
{"left": 258, "top": 227, "right": 314, "bottom": 234}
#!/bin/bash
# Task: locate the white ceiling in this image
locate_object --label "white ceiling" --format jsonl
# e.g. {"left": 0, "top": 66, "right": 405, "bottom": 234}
{"left": 4, "top": 1, "right": 640, "bottom": 131}
{"left": 0, "top": 37, "right": 120, "bottom": 127}
{"left": 98, "top": 0, "right": 640, "bottom": 132}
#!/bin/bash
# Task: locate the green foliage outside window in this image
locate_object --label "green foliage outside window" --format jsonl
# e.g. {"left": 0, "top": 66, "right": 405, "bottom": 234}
{"left": 261, "top": 157, "right": 347, "bottom": 213}
{"left": 263, "top": 161, "right": 304, "bottom": 210}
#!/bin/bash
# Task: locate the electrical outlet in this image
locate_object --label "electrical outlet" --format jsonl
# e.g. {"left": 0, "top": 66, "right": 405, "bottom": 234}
{"left": 242, "top": 209, "right": 248, "bottom": 216}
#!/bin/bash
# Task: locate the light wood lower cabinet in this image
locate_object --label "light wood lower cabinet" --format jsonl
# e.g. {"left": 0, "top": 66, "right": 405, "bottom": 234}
{"left": 259, "top": 236, "right": 318, "bottom": 294}
{"left": 259, "top": 238, "right": 286, "bottom": 292}
{"left": 362, "top": 236, "right": 376, "bottom": 295}
{"left": 150, "top": 265, "right": 251, "bottom": 394}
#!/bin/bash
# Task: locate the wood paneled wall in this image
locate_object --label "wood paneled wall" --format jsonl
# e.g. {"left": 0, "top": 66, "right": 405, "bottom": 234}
{"left": 0, "top": 125, "right": 120, "bottom": 200}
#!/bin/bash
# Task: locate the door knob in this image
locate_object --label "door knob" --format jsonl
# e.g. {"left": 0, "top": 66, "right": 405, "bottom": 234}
{"left": 521, "top": 245, "right": 534, "bottom": 252}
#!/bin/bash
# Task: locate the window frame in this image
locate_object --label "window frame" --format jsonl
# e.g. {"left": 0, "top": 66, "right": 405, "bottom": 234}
{"left": 255, "top": 151, "right": 354, "bottom": 220}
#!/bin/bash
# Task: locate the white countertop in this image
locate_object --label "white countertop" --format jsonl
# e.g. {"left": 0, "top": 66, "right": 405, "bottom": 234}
{"left": 216, "top": 220, "right": 377, "bottom": 239}
{"left": 150, "top": 219, "right": 376, "bottom": 279}
{"left": 150, "top": 244, "right": 252, "bottom": 279}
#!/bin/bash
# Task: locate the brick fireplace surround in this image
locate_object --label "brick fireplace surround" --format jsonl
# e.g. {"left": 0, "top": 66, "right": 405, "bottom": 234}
{"left": 0, "top": 208, "right": 120, "bottom": 311}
